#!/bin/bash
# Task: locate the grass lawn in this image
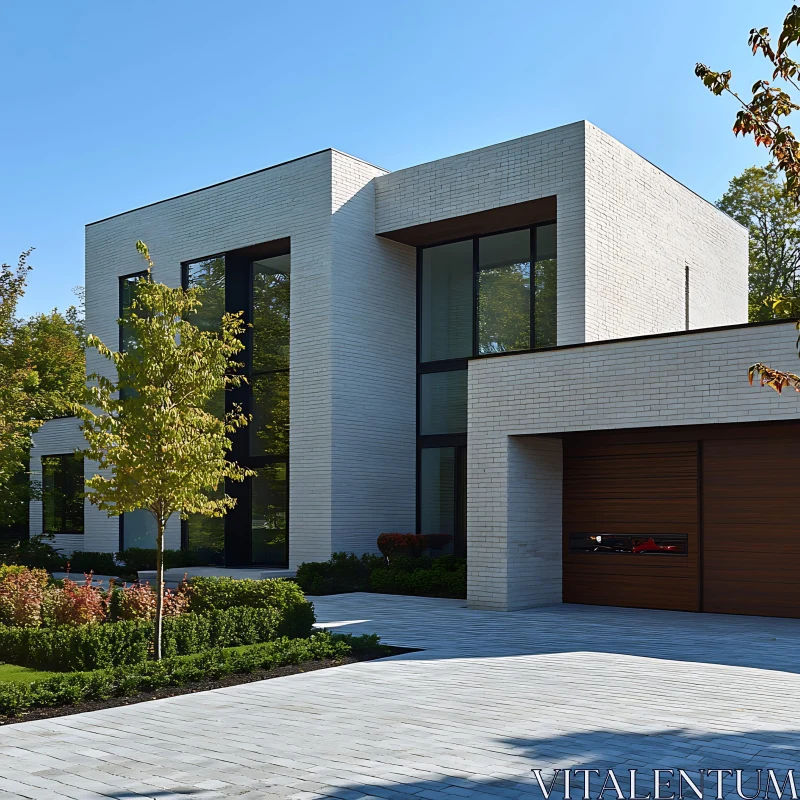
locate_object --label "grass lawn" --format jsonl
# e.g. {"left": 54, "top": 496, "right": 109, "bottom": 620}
{"left": 0, "top": 663, "right": 58, "bottom": 685}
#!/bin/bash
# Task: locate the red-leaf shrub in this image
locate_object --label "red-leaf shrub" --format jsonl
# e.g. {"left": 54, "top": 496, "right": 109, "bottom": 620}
{"left": 113, "top": 580, "right": 190, "bottom": 621}
{"left": 376, "top": 533, "right": 424, "bottom": 561}
{"left": 49, "top": 575, "right": 107, "bottom": 626}
{"left": 0, "top": 567, "right": 49, "bottom": 627}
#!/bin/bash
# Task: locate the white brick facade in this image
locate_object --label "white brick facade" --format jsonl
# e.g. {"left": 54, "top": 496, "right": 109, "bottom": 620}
{"left": 467, "top": 321, "right": 800, "bottom": 610}
{"left": 30, "top": 121, "right": 753, "bottom": 585}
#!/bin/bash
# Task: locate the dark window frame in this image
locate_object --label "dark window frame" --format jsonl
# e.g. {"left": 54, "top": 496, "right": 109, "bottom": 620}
{"left": 41, "top": 453, "right": 84, "bottom": 536}
{"left": 180, "top": 245, "right": 290, "bottom": 568}
{"left": 415, "top": 220, "right": 556, "bottom": 554}
{"left": 118, "top": 270, "right": 150, "bottom": 352}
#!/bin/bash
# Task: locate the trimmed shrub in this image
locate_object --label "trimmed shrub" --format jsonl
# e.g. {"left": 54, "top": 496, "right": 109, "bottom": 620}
{"left": 0, "top": 602, "right": 311, "bottom": 671}
{"left": 0, "top": 631, "right": 381, "bottom": 717}
{"left": 118, "top": 547, "right": 221, "bottom": 572}
{"left": 65, "top": 551, "right": 118, "bottom": 576}
{"left": 295, "top": 552, "right": 384, "bottom": 595}
{"left": 188, "top": 577, "right": 315, "bottom": 638}
{"left": 0, "top": 535, "right": 66, "bottom": 571}
{"left": 370, "top": 556, "right": 467, "bottom": 599}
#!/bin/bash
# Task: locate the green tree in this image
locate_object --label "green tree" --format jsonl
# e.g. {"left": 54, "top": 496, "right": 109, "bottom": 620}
{"left": 697, "top": 6, "right": 800, "bottom": 392}
{"left": 717, "top": 165, "right": 800, "bottom": 320}
{"left": 77, "top": 242, "right": 254, "bottom": 659}
{"left": 0, "top": 254, "right": 85, "bottom": 531}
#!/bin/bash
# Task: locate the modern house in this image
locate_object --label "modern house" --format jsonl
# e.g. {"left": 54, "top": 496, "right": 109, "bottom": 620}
{"left": 31, "top": 121, "right": 800, "bottom": 616}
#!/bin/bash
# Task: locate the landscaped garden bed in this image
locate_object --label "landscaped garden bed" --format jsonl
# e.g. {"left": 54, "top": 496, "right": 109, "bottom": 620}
{"left": 0, "top": 566, "right": 393, "bottom": 721}
{"left": 295, "top": 535, "right": 467, "bottom": 598}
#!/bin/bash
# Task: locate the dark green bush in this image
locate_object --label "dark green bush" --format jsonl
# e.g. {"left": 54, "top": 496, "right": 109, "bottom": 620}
{"left": 0, "top": 535, "right": 66, "bottom": 571}
{"left": 0, "top": 600, "right": 314, "bottom": 671}
{"left": 0, "top": 631, "right": 381, "bottom": 717}
{"left": 295, "top": 552, "right": 384, "bottom": 595}
{"left": 188, "top": 577, "right": 315, "bottom": 638}
{"left": 117, "top": 547, "right": 222, "bottom": 572}
{"left": 65, "top": 551, "right": 119, "bottom": 576}
{"left": 370, "top": 556, "right": 467, "bottom": 599}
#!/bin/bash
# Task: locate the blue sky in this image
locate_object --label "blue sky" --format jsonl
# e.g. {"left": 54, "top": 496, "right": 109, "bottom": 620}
{"left": 0, "top": 0, "right": 788, "bottom": 317}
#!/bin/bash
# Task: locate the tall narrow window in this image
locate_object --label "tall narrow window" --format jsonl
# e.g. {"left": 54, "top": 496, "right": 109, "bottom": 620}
{"left": 251, "top": 462, "right": 288, "bottom": 565}
{"left": 251, "top": 254, "right": 290, "bottom": 457}
{"left": 42, "top": 454, "right": 84, "bottom": 535}
{"left": 119, "top": 271, "right": 148, "bottom": 352}
{"left": 182, "top": 256, "right": 227, "bottom": 557}
{"left": 417, "top": 221, "right": 557, "bottom": 556}
{"left": 534, "top": 223, "right": 557, "bottom": 348}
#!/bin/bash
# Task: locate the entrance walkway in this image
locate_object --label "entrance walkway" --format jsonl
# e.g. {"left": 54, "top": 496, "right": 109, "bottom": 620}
{"left": 2, "top": 595, "right": 800, "bottom": 799}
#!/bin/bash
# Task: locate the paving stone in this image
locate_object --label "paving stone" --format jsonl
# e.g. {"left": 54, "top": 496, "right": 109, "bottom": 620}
{"left": 2, "top": 598, "right": 800, "bottom": 799}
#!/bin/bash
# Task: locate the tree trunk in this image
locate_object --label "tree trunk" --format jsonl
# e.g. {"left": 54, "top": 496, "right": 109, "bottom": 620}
{"left": 154, "top": 517, "right": 164, "bottom": 661}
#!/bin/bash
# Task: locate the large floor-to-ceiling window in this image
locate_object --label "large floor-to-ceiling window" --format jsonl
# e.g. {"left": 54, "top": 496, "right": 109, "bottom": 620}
{"left": 182, "top": 243, "right": 290, "bottom": 567}
{"left": 417, "top": 223, "right": 557, "bottom": 555}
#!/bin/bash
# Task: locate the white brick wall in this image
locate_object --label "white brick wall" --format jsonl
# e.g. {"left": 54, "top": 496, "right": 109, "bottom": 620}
{"left": 30, "top": 416, "right": 86, "bottom": 554}
{"left": 467, "top": 321, "right": 800, "bottom": 610}
{"left": 374, "top": 122, "right": 588, "bottom": 346}
{"left": 329, "top": 152, "right": 416, "bottom": 556}
{"left": 584, "top": 124, "right": 748, "bottom": 340}
{"left": 65, "top": 149, "right": 417, "bottom": 562}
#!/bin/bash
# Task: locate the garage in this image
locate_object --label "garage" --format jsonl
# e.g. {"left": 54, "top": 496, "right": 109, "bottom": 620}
{"left": 562, "top": 421, "right": 800, "bottom": 618}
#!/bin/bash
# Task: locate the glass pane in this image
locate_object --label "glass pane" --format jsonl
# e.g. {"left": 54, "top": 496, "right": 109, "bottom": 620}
{"left": 185, "top": 256, "right": 225, "bottom": 333}
{"left": 534, "top": 224, "right": 557, "bottom": 348}
{"left": 420, "top": 240, "right": 473, "bottom": 362}
{"left": 251, "top": 372, "right": 289, "bottom": 456}
{"left": 569, "top": 533, "right": 688, "bottom": 555}
{"left": 63, "top": 454, "right": 84, "bottom": 534}
{"left": 419, "top": 370, "right": 467, "bottom": 436}
{"left": 122, "top": 509, "right": 157, "bottom": 549}
{"left": 41, "top": 456, "right": 58, "bottom": 534}
{"left": 420, "top": 447, "right": 455, "bottom": 555}
{"left": 251, "top": 463, "right": 288, "bottom": 566}
{"left": 253, "top": 254, "right": 290, "bottom": 373}
{"left": 477, "top": 230, "right": 531, "bottom": 354}
{"left": 42, "top": 454, "right": 83, "bottom": 534}
{"left": 185, "top": 482, "right": 225, "bottom": 563}
{"left": 119, "top": 273, "right": 147, "bottom": 352}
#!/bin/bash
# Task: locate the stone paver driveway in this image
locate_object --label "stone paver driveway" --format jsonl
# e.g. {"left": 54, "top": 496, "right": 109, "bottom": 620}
{"left": 2, "top": 595, "right": 800, "bottom": 799}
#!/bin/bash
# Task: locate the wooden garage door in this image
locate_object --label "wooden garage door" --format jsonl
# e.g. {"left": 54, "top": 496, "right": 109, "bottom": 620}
{"left": 703, "top": 435, "right": 800, "bottom": 618}
{"left": 563, "top": 439, "right": 699, "bottom": 612}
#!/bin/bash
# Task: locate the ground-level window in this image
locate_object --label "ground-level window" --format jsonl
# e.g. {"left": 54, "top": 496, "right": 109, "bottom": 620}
{"left": 120, "top": 509, "right": 156, "bottom": 550}
{"left": 42, "top": 454, "right": 84, "bottom": 535}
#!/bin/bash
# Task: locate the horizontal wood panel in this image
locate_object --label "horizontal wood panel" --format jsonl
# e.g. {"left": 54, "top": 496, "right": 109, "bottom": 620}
{"left": 564, "top": 574, "right": 697, "bottom": 612}
{"left": 563, "top": 439, "right": 698, "bottom": 612}
{"left": 703, "top": 435, "right": 800, "bottom": 617}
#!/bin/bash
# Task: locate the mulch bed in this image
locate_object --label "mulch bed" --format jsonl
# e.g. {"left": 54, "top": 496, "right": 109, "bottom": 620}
{"left": 0, "top": 645, "right": 415, "bottom": 726}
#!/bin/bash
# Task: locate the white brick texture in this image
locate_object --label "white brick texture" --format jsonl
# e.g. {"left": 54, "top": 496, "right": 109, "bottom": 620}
{"left": 467, "top": 321, "right": 800, "bottom": 610}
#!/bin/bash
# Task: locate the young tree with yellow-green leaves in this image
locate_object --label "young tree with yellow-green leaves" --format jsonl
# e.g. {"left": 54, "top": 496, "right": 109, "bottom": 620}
{"left": 77, "top": 241, "right": 255, "bottom": 659}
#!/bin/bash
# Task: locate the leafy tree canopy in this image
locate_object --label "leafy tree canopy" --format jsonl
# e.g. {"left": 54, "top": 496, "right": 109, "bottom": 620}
{"left": 717, "top": 164, "right": 800, "bottom": 320}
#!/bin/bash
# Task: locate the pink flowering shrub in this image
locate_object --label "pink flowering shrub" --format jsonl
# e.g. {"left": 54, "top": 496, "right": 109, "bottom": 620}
{"left": 49, "top": 574, "right": 108, "bottom": 626}
{"left": 0, "top": 566, "right": 49, "bottom": 627}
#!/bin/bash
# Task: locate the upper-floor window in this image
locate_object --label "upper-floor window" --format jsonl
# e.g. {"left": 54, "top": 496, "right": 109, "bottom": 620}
{"left": 119, "top": 271, "right": 149, "bottom": 352}
{"left": 419, "top": 222, "right": 557, "bottom": 363}
{"left": 42, "top": 453, "right": 84, "bottom": 535}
